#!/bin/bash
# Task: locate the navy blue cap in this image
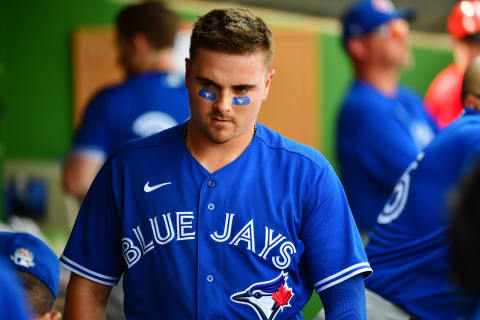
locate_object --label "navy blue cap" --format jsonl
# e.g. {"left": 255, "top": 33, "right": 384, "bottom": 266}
{"left": 342, "top": 0, "right": 415, "bottom": 45}
{"left": 0, "top": 232, "right": 60, "bottom": 298}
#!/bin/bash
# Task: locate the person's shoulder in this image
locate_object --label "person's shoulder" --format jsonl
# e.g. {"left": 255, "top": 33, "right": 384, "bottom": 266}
{"left": 341, "top": 80, "right": 383, "bottom": 114}
{"left": 255, "top": 123, "right": 330, "bottom": 169}
{"left": 397, "top": 84, "right": 423, "bottom": 101}
{"left": 430, "top": 113, "right": 480, "bottom": 151}
{"left": 111, "top": 122, "right": 186, "bottom": 158}
{"left": 445, "top": 113, "right": 480, "bottom": 137}
{"left": 84, "top": 81, "right": 125, "bottom": 109}
{"left": 129, "top": 72, "right": 186, "bottom": 90}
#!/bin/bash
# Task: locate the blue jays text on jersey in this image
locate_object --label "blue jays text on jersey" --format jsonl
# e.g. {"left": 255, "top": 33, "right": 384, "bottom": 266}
{"left": 337, "top": 79, "right": 438, "bottom": 231}
{"left": 121, "top": 210, "right": 297, "bottom": 271}
{"left": 72, "top": 72, "right": 190, "bottom": 160}
{"left": 366, "top": 108, "right": 480, "bottom": 319}
{"left": 61, "top": 122, "right": 371, "bottom": 320}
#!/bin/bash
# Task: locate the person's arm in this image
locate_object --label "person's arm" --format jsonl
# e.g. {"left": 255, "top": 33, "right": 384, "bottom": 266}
{"left": 62, "top": 154, "right": 103, "bottom": 200}
{"left": 64, "top": 273, "right": 112, "bottom": 320}
{"left": 63, "top": 92, "right": 109, "bottom": 200}
{"left": 319, "top": 274, "right": 366, "bottom": 320}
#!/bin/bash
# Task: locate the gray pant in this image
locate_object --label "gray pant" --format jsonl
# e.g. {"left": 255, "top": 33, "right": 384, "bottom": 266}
{"left": 366, "top": 289, "right": 411, "bottom": 320}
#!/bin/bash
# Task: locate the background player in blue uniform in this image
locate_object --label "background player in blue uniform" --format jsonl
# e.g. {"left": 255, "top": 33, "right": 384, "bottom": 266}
{"left": 61, "top": 8, "right": 371, "bottom": 320}
{"left": 337, "top": 0, "right": 438, "bottom": 233}
{"left": 62, "top": 1, "right": 190, "bottom": 200}
{"left": 0, "top": 232, "right": 61, "bottom": 320}
{"left": 364, "top": 56, "right": 480, "bottom": 319}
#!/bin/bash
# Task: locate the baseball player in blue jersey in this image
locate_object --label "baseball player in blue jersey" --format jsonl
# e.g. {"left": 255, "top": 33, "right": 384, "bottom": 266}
{"left": 61, "top": 8, "right": 371, "bottom": 319}
{"left": 365, "top": 57, "right": 480, "bottom": 319}
{"left": 62, "top": 1, "right": 190, "bottom": 200}
{"left": 338, "top": 0, "right": 438, "bottom": 233}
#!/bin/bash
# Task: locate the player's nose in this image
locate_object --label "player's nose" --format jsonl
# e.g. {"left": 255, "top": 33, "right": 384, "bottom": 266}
{"left": 213, "top": 92, "right": 233, "bottom": 113}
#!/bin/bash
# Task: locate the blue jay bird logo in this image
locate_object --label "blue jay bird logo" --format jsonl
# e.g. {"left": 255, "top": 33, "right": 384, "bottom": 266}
{"left": 232, "top": 96, "right": 251, "bottom": 105}
{"left": 230, "top": 271, "right": 293, "bottom": 320}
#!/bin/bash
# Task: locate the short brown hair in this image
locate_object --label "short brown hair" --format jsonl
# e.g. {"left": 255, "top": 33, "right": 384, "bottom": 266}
{"left": 116, "top": 0, "right": 178, "bottom": 50}
{"left": 189, "top": 8, "right": 274, "bottom": 67}
{"left": 17, "top": 271, "right": 55, "bottom": 316}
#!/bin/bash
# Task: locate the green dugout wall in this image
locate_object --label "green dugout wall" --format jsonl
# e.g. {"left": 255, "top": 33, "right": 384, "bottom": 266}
{"left": 1, "top": 1, "right": 453, "bottom": 318}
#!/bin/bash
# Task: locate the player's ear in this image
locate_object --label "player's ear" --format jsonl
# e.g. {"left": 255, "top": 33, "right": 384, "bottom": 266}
{"left": 132, "top": 33, "right": 150, "bottom": 54}
{"left": 262, "top": 68, "right": 275, "bottom": 100}
{"left": 346, "top": 38, "right": 366, "bottom": 61}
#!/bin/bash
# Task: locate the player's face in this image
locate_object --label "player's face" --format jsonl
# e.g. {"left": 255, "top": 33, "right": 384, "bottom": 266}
{"left": 185, "top": 48, "right": 274, "bottom": 145}
{"left": 363, "top": 19, "right": 411, "bottom": 68}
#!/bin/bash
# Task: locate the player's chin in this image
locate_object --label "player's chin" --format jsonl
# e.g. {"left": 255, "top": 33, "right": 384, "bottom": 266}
{"left": 204, "top": 127, "right": 236, "bottom": 144}
{"left": 208, "top": 132, "right": 235, "bottom": 144}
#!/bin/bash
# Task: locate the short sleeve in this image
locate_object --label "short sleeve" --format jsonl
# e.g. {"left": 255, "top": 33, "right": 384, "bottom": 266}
{"left": 301, "top": 164, "right": 372, "bottom": 293}
{"left": 60, "top": 158, "right": 124, "bottom": 286}
{"left": 72, "top": 93, "right": 109, "bottom": 161}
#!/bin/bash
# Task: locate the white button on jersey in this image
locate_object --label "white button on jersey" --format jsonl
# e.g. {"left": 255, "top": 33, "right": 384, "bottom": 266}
{"left": 207, "top": 275, "right": 214, "bottom": 282}
{"left": 207, "top": 203, "right": 215, "bottom": 211}
{"left": 208, "top": 180, "right": 216, "bottom": 188}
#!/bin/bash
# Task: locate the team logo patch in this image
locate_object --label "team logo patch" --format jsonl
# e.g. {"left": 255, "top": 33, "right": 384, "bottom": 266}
{"left": 10, "top": 247, "right": 35, "bottom": 268}
{"left": 230, "top": 271, "right": 293, "bottom": 320}
{"left": 232, "top": 96, "right": 250, "bottom": 106}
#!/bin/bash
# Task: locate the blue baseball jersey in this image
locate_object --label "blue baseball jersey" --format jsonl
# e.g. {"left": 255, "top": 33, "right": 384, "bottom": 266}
{"left": 61, "top": 122, "right": 371, "bottom": 320}
{"left": 73, "top": 72, "right": 190, "bottom": 160}
{"left": 337, "top": 80, "right": 438, "bottom": 231}
{"left": 365, "top": 108, "right": 480, "bottom": 319}
{"left": 0, "top": 256, "right": 30, "bottom": 319}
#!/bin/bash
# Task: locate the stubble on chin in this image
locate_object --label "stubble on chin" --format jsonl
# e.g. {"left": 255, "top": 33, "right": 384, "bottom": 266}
{"left": 204, "top": 125, "right": 236, "bottom": 144}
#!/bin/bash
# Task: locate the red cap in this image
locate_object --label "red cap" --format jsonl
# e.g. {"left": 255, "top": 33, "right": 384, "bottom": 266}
{"left": 447, "top": 1, "right": 480, "bottom": 38}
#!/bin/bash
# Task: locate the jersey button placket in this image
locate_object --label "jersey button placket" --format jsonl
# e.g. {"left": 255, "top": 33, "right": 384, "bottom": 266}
{"left": 208, "top": 179, "right": 216, "bottom": 188}
{"left": 197, "top": 177, "right": 221, "bottom": 316}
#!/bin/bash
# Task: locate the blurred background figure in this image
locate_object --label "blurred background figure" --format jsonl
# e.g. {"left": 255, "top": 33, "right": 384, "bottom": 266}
{"left": 450, "top": 160, "right": 480, "bottom": 319}
{"left": 425, "top": 0, "right": 480, "bottom": 129}
{"left": 61, "top": 3, "right": 190, "bottom": 319}
{"left": 0, "top": 256, "right": 30, "bottom": 320}
{"left": 0, "top": 232, "right": 61, "bottom": 320}
{"left": 364, "top": 56, "right": 480, "bottom": 320}
{"left": 337, "top": 0, "right": 437, "bottom": 235}
{"left": 62, "top": 0, "right": 190, "bottom": 200}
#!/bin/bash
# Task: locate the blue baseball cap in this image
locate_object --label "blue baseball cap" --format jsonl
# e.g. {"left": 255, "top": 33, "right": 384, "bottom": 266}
{"left": 0, "top": 232, "right": 60, "bottom": 298}
{"left": 342, "top": 0, "right": 415, "bottom": 45}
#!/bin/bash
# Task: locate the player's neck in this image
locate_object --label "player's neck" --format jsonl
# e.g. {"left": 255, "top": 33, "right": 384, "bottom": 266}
{"left": 185, "top": 121, "right": 256, "bottom": 173}
{"left": 133, "top": 49, "right": 174, "bottom": 75}
{"left": 357, "top": 66, "right": 398, "bottom": 96}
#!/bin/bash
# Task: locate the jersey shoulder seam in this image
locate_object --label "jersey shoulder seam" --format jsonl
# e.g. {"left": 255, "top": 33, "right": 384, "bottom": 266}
{"left": 254, "top": 135, "right": 328, "bottom": 172}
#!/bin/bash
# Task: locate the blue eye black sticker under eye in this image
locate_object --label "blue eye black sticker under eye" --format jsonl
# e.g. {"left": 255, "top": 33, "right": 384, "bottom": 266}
{"left": 199, "top": 89, "right": 216, "bottom": 101}
{"left": 232, "top": 96, "right": 250, "bottom": 106}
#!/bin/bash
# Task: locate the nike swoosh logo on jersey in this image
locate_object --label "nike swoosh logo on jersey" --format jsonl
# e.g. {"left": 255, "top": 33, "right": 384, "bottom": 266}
{"left": 144, "top": 181, "right": 172, "bottom": 193}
